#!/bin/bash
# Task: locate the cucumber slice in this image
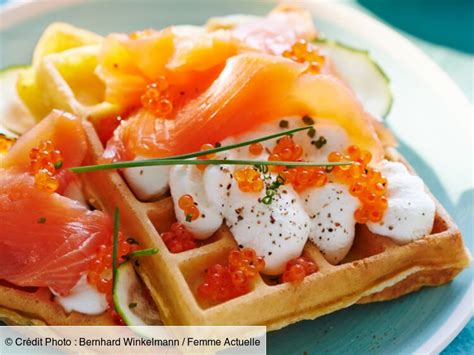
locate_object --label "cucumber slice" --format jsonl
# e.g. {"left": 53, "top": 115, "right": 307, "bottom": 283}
{"left": 113, "top": 262, "right": 161, "bottom": 325}
{"left": 314, "top": 38, "right": 393, "bottom": 119}
{"left": 0, "top": 65, "right": 37, "bottom": 135}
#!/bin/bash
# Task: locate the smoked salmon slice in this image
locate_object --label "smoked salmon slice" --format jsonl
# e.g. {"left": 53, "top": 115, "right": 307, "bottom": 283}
{"left": 1, "top": 110, "right": 87, "bottom": 192}
{"left": 107, "top": 53, "right": 384, "bottom": 162}
{"left": 96, "top": 5, "right": 317, "bottom": 116}
{"left": 97, "top": 26, "right": 245, "bottom": 111}
{"left": 0, "top": 169, "right": 112, "bottom": 296}
{"left": 2, "top": 109, "right": 87, "bottom": 172}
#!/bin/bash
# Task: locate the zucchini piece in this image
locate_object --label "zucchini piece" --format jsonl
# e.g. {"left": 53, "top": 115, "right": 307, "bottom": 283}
{"left": 113, "top": 262, "right": 161, "bottom": 326}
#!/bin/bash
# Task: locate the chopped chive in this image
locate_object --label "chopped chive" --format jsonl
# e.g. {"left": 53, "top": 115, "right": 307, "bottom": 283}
{"left": 70, "top": 158, "right": 353, "bottom": 173}
{"left": 112, "top": 207, "right": 120, "bottom": 292}
{"left": 214, "top": 142, "right": 222, "bottom": 148}
{"left": 54, "top": 160, "right": 63, "bottom": 169}
{"left": 126, "top": 248, "right": 159, "bottom": 258}
{"left": 276, "top": 175, "right": 285, "bottom": 185}
{"left": 185, "top": 214, "right": 193, "bottom": 222}
{"left": 128, "top": 302, "right": 138, "bottom": 309}
{"left": 262, "top": 196, "right": 272, "bottom": 205}
{"left": 279, "top": 120, "right": 289, "bottom": 128}
{"left": 302, "top": 115, "right": 315, "bottom": 125}
{"left": 265, "top": 189, "right": 275, "bottom": 197}
{"left": 254, "top": 164, "right": 269, "bottom": 175}
{"left": 37, "top": 217, "right": 46, "bottom": 224}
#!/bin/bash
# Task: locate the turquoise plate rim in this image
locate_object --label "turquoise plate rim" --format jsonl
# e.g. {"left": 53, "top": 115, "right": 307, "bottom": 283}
{"left": 0, "top": 1, "right": 472, "bottom": 353}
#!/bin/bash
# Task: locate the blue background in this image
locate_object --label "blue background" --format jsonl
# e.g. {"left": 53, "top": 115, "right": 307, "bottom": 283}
{"left": 357, "top": 2, "right": 473, "bottom": 353}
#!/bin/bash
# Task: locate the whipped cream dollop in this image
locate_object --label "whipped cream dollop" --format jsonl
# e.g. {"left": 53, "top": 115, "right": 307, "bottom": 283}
{"left": 367, "top": 160, "right": 435, "bottom": 244}
{"left": 170, "top": 164, "right": 223, "bottom": 239}
{"left": 301, "top": 183, "right": 358, "bottom": 264}
{"left": 123, "top": 156, "right": 170, "bottom": 201}
{"left": 53, "top": 274, "right": 108, "bottom": 315}
{"left": 224, "top": 181, "right": 311, "bottom": 275}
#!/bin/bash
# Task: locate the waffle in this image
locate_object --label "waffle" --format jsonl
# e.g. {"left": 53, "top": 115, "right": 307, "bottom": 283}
{"left": 0, "top": 120, "right": 470, "bottom": 328}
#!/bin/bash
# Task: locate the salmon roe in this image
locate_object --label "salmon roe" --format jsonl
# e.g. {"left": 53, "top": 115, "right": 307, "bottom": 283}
{"left": 328, "top": 145, "right": 389, "bottom": 224}
{"left": 141, "top": 77, "right": 173, "bottom": 117}
{"left": 283, "top": 39, "right": 326, "bottom": 74}
{"left": 196, "top": 143, "right": 216, "bottom": 171}
{"left": 282, "top": 166, "right": 328, "bottom": 192}
{"left": 197, "top": 248, "right": 265, "bottom": 303}
{"left": 281, "top": 256, "right": 317, "bottom": 283}
{"left": 234, "top": 167, "right": 264, "bottom": 193}
{"left": 268, "top": 135, "right": 329, "bottom": 192}
{"left": 248, "top": 143, "right": 264, "bottom": 155}
{"left": 29, "top": 140, "right": 63, "bottom": 193}
{"left": 268, "top": 135, "right": 303, "bottom": 174}
{"left": 87, "top": 233, "right": 138, "bottom": 324}
{"left": 178, "top": 194, "right": 200, "bottom": 221}
{"left": 0, "top": 134, "right": 15, "bottom": 154}
{"left": 161, "top": 222, "right": 197, "bottom": 253}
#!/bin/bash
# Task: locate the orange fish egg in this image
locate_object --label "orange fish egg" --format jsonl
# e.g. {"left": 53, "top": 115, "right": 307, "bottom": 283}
{"left": 283, "top": 39, "right": 326, "bottom": 75}
{"left": 141, "top": 78, "right": 174, "bottom": 117}
{"left": 234, "top": 167, "right": 265, "bottom": 193}
{"left": 177, "top": 194, "right": 200, "bottom": 221}
{"left": 197, "top": 247, "right": 264, "bottom": 303}
{"left": 327, "top": 145, "right": 389, "bottom": 224}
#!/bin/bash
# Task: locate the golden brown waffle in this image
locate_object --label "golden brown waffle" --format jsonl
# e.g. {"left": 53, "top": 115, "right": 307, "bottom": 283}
{"left": 0, "top": 121, "right": 470, "bottom": 328}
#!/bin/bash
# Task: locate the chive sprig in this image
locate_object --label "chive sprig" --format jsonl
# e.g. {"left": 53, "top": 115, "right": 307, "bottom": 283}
{"left": 71, "top": 159, "right": 352, "bottom": 173}
{"left": 69, "top": 126, "right": 353, "bottom": 173}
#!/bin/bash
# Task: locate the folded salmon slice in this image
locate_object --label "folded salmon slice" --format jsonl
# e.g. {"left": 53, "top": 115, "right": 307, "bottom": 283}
{"left": 97, "top": 5, "right": 318, "bottom": 115}
{"left": 107, "top": 53, "right": 383, "bottom": 162}
{"left": 97, "top": 26, "right": 245, "bottom": 112}
{"left": 2, "top": 110, "right": 87, "bottom": 171}
{"left": 0, "top": 169, "right": 112, "bottom": 296}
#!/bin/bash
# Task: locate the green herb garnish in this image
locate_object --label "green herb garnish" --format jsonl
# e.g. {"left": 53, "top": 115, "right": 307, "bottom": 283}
{"left": 53, "top": 160, "right": 63, "bottom": 169}
{"left": 254, "top": 166, "right": 286, "bottom": 205}
{"left": 126, "top": 248, "right": 159, "bottom": 259}
{"left": 128, "top": 302, "right": 138, "bottom": 309}
{"left": 69, "top": 126, "right": 353, "bottom": 173}
{"left": 254, "top": 164, "right": 269, "bottom": 174}
{"left": 37, "top": 217, "right": 46, "bottom": 224}
{"left": 185, "top": 214, "right": 193, "bottom": 222}
{"left": 69, "top": 126, "right": 318, "bottom": 173}
{"left": 71, "top": 158, "right": 351, "bottom": 173}
{"left": 262, "top": 174, "right": 286, "bottom": 205}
